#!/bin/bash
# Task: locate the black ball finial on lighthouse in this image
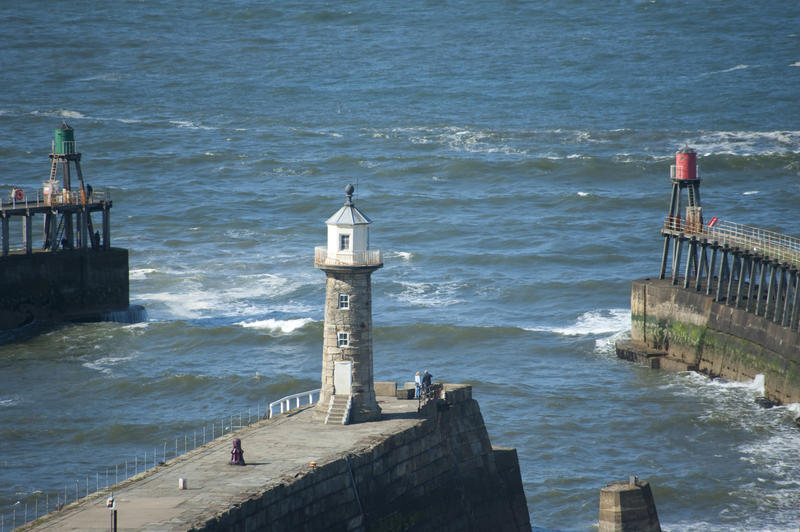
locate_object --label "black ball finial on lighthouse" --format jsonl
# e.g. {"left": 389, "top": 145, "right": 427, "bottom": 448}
{"left": 345, "top": 184, "right": 355, "bottom": 205}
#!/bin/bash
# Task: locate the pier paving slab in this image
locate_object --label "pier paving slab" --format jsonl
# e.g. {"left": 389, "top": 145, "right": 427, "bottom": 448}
{"left": 24, "top": 396, "right": 421, "bottom": 531}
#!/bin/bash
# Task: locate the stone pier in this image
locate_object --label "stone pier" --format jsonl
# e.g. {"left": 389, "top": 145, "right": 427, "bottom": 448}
{"left": 21, "top": 384, "right": 530, "bottom": 531}
{"left": 617, "top": 277, "right": 800, "bottom": 404}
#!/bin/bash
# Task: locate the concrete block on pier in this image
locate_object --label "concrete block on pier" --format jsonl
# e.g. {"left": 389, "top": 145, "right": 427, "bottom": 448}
{"left": 374, "top": 381, "right": 397, "bottom": 397}
{"left": 599, "top": 477, "right": 661, "bottom": 532}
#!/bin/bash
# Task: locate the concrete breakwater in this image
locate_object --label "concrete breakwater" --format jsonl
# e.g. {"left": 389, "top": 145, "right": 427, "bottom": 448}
{"left": 0, "top": 124, "right": 132, "bottom": 333}
{"left": 0, "top": 248, "right": 130, "bottom": 330}
{"left": 617, "top": 278, "right": 800, "bottom": 405}
{"left": 23, "top": 383, "right": 530, "bottom": 531}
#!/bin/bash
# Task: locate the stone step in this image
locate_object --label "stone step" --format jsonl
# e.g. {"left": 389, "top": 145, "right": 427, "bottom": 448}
{"left": 325, "top": 394, "right": 352, "bottom": 425}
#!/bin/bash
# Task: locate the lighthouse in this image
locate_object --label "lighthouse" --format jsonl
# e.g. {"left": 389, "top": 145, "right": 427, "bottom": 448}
{"left": 314, "top": 184, "right": 383, "bottom": 423}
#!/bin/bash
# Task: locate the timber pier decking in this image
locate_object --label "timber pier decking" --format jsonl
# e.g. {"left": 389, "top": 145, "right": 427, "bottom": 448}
{"left": 657, "top": 147, "right": 800, "bottom": 330}
{"left": 660, "top": 216, "right": 800, "bottom": 330}
{"left": 0, "top": 191, "right": 113, "bottom": 256}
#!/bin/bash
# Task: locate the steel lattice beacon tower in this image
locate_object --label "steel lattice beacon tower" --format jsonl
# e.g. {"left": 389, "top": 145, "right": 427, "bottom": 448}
{"left": 44, "top": 122, "right": 97, "bottom": 251}
{"left": 659, "top": 147, "right": 702, "bottom": 280}
{"left": 314, "top": 184, "right": 383, "bottom": 423}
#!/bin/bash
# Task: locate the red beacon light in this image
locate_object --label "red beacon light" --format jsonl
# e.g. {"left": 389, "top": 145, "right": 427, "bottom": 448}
{"left": 673, "top": 147, "right": 698, "bottom": 181}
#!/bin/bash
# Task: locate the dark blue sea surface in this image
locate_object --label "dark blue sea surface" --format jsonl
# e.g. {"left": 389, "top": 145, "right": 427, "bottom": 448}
{"left": 1, "top": 1, "right": 799, "bottom": 530}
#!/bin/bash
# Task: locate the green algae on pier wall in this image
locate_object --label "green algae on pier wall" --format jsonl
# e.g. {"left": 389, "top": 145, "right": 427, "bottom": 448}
{"left": 625, "top": 278, "right": 800, "bottom": 405}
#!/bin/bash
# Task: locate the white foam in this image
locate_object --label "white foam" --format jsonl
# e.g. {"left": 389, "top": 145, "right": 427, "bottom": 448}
{"left": 169, "top": 120, "right": 216, "bottom": 131}
{"left": 537, "top": 308, "right": 630, "bottom": 336}
{"left": 130, "top": 268, "right": 157, "bottom": 280}
{"left": 703, "top": 64, "right": 750, "bottom": 76}
{"left": 0, "top": 397, "right": 19, "bottom": 408}
{"left": 577, "top": 191, "right": 590, "bottom": 197}
{"left": 792, "top": 61, "right": 800, "bottom": 67}
{"left": 222, "top": 273, "right": 302, "bottom": 301}
{"left": 752, "top": 374, "right": 766, "bottom": 395}
{"left": 389, "top": 251, "right": 413, "bottom": 261}
{"left": 743, "top": 190, "right": 759, "bottom": 195}
{"left": 137, "top": 290, "right": 220, "bottom": 319}
{"left": 686, "top": 130, "right": 800, "bottom": 156}
{"left": 594, "top": 329, "right": 629, "bottom": 354}
{"left": 138, "top": 273, "right": 309, "bottom": 320}
{"left": 392, "top": 280, "right": 463, "bottom": 308}
{"left": 31, "top": 109, "right": 86, "bottom": 119}
{"left": 236, "top": 317, "right": 313, "bottom": 333}
{"left": 79, "top": 73, "right": 123, "bottom": 82}
{"left": 82, "top": 355, "right": 134, "bottom": 375}
{"left": 56, "top": 109, "right": 86, "bottom": 119}
{"left": 395, "top": 125, "right": 529, "bottom": 156}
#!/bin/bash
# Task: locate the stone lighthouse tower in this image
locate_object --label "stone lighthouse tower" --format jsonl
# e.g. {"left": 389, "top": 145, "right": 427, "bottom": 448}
{"left": 314, "top": 184, "right": 383, "bottom": 423}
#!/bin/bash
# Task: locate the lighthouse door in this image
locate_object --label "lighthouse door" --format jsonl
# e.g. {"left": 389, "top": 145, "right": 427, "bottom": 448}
{"left": 333, "top": 361, "right": 352, "bottom": 395}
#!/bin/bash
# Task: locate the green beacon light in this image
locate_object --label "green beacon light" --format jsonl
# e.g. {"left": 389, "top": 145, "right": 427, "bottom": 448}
{"left": 54, "top": 121, "right": 76, "bottom": 155}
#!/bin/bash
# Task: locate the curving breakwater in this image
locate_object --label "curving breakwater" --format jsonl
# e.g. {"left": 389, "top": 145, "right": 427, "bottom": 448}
{"left": 617, "top": 278, "right": 800, "bottom": 405}
{"left": 23, "top": 384, "right": 530, "bottom": 532}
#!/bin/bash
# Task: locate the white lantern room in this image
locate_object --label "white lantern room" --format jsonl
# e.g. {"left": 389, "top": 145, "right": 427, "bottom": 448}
{"left": 316, "top": 184, "right": 381, "bottom": 267}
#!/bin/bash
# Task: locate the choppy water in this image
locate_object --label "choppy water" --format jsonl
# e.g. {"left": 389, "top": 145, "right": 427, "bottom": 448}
{"left": 1, "top": 1, "right": 800, "bottom": 530}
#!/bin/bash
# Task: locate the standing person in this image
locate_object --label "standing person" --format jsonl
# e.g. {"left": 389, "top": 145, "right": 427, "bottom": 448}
{"left": 414, "top": 371, "right": 422, "bottom": 399}
{"left": 422, "top": 370, "right": 432, "bottom": 398}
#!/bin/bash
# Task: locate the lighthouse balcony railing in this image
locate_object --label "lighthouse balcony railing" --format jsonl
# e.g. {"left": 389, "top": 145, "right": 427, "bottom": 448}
{"left": 663, "top": 216, "right": 800, "bottom": 267}
{"left": 315, "top": 246, "right": 382, "bottom": 267}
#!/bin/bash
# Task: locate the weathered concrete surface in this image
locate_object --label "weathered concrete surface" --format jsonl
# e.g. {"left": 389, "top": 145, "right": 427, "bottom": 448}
{"left": 22, "top": 384, "right": 530, "bottom": 532}
{"left": 598, "top": 479, "right": 661, "bottom": 532}
{"left": 618, "top": 278, "right": 800, "bottom": 404}
{"left": 0, "top": 248, "right": 129, "bottom": 330}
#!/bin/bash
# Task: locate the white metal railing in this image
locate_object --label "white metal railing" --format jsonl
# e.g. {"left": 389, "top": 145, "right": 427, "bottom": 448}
{"left": 268, "top": 388, "right": 321, "bottom": 418}
{"left": 664, "top": 216, "right": 800, "bottom": 267}
{"left": 314, "top": 246, "right": 382, "bottom": 267}
{"left": 2, "top": 398, "right": 279, "bottom": 530}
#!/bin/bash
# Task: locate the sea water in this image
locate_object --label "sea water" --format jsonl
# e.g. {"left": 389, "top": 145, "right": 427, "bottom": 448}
{"left": 1, "top": 1, "right": 799, "bottom": 530}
